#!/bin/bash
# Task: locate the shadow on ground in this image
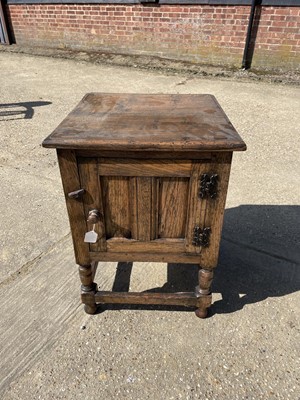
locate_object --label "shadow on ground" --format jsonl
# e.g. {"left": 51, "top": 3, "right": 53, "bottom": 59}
{"left": 98, "top": 205, "right": 300, "bottom": 316}
{"left": 0, "top": 101, "right": 51, "bottom": 121}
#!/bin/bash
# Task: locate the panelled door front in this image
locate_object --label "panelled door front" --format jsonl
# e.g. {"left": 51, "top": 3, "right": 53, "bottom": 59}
{"left": 78, "top": 154, "right": 231, "bottom": 263}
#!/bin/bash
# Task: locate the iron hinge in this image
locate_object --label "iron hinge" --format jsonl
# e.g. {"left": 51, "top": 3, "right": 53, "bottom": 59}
{"left": 192, "top": 226, "right": 211, "bottom": 247}
{"left": 199, "top": 174, "right": 218, "bottom": 199}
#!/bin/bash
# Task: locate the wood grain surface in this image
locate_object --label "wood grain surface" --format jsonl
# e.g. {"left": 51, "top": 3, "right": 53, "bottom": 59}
{"left": 101, "top": 176, "right": 131, "bottom": 239}
{"left": 91, "top": 291, "right": 212, "bottom": 308}
{"left": 158, "top": 178, "right": 189, "bottom": 239}
{"left": 50, "top": 95, "right": 246, "bottom": 317}
{"left": 200, "top": 152, "right": 232, "bottom": 268}
{"left": 185, "top": 161, "right": 208, "bottom": 254}
{"left": 57, "top": 150, "right": 89, "bottom": 265}
{"left": 43, "top": 93, "right": 247, "bottom": 152}
{"left": 98, "top": 159, "right": 192, "bottom": 177}
{"left": 78, "top": 157, "right": 106, "bottom": 252}
{"left": 89, "top": 251, "right": 202, "bottom": 264}
{"left": 74, "top": 153, "right": 233, "bottom": 263}
{"left": 106, "top": 238, "right": 186, "bottom": 253}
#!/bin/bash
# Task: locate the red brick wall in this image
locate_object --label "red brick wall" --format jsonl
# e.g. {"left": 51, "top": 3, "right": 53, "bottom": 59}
{"left": 6, "top": 4, "right": 300, "bottom": 70}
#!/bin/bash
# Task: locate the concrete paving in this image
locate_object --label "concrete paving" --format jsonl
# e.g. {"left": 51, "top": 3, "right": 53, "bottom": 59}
{"left": 0, "top": 51, "right": 299, "bottom": 399}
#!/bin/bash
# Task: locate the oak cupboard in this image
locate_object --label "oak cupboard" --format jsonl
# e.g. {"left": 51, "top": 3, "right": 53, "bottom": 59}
{"left": 43, "top": 93, "right": 246, "bottom": 318}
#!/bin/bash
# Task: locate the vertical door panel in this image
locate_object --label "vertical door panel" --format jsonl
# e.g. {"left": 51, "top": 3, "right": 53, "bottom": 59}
{"left": 101, "top": 176, "right": 131, "bottom": 239}
{"left": 135, "top": 177, "right": 156, "bottom": 241}
{"left": 158, "top": 177, "right": 189, "bottom": 239}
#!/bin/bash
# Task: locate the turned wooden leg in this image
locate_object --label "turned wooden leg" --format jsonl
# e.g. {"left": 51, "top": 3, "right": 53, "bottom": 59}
{"left": 195, "top": 267, "right": 214, "bottom": 319}
{"left": 79, "top": 264, "right": 98, "bottom": 315}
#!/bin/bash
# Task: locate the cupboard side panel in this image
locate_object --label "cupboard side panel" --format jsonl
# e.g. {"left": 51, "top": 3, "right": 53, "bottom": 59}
{"left": 57, "top": 150, "right": 90, "bottom": 265}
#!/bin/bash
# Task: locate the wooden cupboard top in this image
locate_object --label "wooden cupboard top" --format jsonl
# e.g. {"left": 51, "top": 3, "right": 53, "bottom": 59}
{"left": 42, "top": 93, "right": 246, "bottom": 152}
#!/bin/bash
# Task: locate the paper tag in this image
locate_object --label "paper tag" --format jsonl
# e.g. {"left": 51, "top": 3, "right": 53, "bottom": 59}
{"left": 84, "top": 230, "right": 98, "bottom": 243}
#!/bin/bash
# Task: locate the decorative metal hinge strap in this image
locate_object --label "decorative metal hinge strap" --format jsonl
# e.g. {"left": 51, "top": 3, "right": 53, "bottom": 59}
{"left": 199, "top": 173, "right": 218, "bottom": 199}
{"left": 192, "top": 226, "right": 211, "bottom": 247}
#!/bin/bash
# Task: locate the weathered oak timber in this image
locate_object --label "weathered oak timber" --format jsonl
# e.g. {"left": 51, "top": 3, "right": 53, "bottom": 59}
{"left": 106, "top": 238, "right": 186, "bottom": 253}
{"left": 91, "top": 291, "right": 212, "bottom": 308}
{"left": 78, "top": 264, "right": 97, "bottom": 314}
{"left": 98, "top": 159, "right": 192, "bottom": 177}
{"left": 43, "top": 93, "right": 246, "bottom": 318}
{"left": 195, "top": 268, "right": 214, "bottom": 318}
{"left": 158, "top": 178, "right": 189, "bottom": 238}
{"left": 76, "top": 150, "right": 213, "bottom": 160}
{"left": 185, "top": 161, "right": 209, "bottom": 254}
{"left": 56, "top": 150, "right": 89, "bottom": 265}
{"left": 78, "top": 157, "right": 106, "bottom": 252}
{"left": 136, "top": 177, "right": 153, "bottom": 241}
{"left": 201, "top": 152, "right": 232, "bottom": 268}
{"left": 89, "top": 251, "right": 202, "bottom": 264}
{"left": 43, "top": 93, "right": 246, "bottom": 152}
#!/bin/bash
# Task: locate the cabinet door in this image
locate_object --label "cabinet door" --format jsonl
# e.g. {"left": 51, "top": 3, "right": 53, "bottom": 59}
{"left": 78, "top": 155, "right": 231, "bottom": 261}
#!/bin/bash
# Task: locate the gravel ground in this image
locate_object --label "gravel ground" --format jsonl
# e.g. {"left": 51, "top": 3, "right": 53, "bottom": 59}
{"left": 1, "top": 45, "right": 300, "bottom": 86}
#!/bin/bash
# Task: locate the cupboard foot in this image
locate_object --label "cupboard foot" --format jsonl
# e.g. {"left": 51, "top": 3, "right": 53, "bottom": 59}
{"left": 195, "top": 307, "right": 208, "bottom": 319}
{"left": 84, "top": 303, "right": 97, "bottom": 315}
